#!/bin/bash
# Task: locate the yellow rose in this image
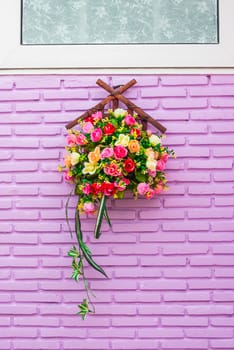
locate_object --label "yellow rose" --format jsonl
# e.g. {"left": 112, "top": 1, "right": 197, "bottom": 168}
{"left": 145, "top": 148, "right": 155, "bottom": 159}
{"left": 128, "top": 140, "right": 140, "bottom": 153}
{"left": 70, "top": 152, "right": 80, "bottom": 166}
{"left": 82, "top": 162, "right": 97, "bottom": 175}
{"left": 115, "top": 134, "right": 130, "bottom": 147}
{"left": 149, "top": 134, "right": 161, "bottom": 146}
{"left": 146, "top": 158, "right": 157, "bottom": 171}
{"left": 88, "top": 146, "right": 100, "bottom": 163}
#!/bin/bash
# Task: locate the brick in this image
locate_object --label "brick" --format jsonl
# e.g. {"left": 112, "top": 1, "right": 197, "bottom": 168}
{"left": 141, "top": 87, "right": 186, "bottom": 97}
{"left": 14, "top": 222, "right": 60, "bottom": 232}
{"left": 15, "top": 126, "right": 61, "bottom": 135}
{"left": 215, "top": 197, "right": 234, "bottom": 206}
{"left": 0, "top": 91, "right": 39, "bottom": 101}
{"left": 191, "top": 110, "right": 234, "bottom": 120}
{"left": 189, "top": 135, "right": 234, "bottom": 145}
{"left": 16, "top": 173, "right": 62, "bottom": 183}
{"left": 0, "top": 103, "right": 12, "bottom": 113}
{"left": 190, "top": 86, "right": 234, "bottom": 96}
{"left": 13, "top": 246, "right": 60, "bottom": 256}
{"left": 0, "top": 138, "right": 39, "bottom": 148}
{"left": 0, "top": 127, "right": 11, "bottom": 135}
{"left": 164, "top": 291, "right": 210, "bottom": 302}
{"left": 210, "top": 340, "right": 234, "bottom": 348}
{"left": 212, "top": 245, "right": 234, "bottom": 254}
{"left": 211, "top": 97, "right": 234, "bottom": 107}
{"left": 113, "top": 222, "right": 159, "bottom": 233}
{"left": 16, "top": 102, "right": 61, "bottom": 112}
{"left": 88, "top": 328, "right": 135, "bottom": 338}
{"left": 189, "top": 279, "right": 234, "bottom": 290}
{"left": 140, "top": 209, "right": 184, "bottom": 220}
{"left": 163, "top": 268, "right": 211, "bottom": 278}
{"left": 0, "top": 327, "right": 37, "bottom": 338}
{"left": 212, "top": 123, "right": 234, "bottom": 133}
{"left": 164, "top": 197, "right": 211, "bottom": 207}
{"left": 64, "top": 76, "right": 109, "bottom": 88}
{"left": 0, "top": 342, "right": 10, "bottom": 350}
{"left": 64, "top": 340, "right": 109, "bottom": 349}
{"left": 44, "top": 89, "right": 88, "bottom": 100}
{"left": 186, "top": 305, "right": 233, "bottom": 315}
{"left": 163, "top": 222, "right": 209, "bottom": 231}
{"left": 213, "top": 291, "right": 234, "bottom": 301}
{"left": 168, "top": 172, "right": 210, "bottom": 182}
{"left": 140, "top": 233, "right": 186, "bottom": 242}
{"left": 211, "top": 317, "right": 234, "bottom": 326}
{"left": 41, "top": 327, "right": 86, "bottom": 338}
{"left": 189, "top": 185, "right": 233, "bottom": 195}
{"left": 190, "top": 256, "right": 234, "bottom": 266}
{"left": 63, "top": 100, "right": 99, "bottom": 111}
{"left": 138, "top": 328, "right": 183, "bottom": 338}
{"left": 113, "top": 291, "right": 161, "bottom": 303}
{"left": 0, "top": 210, "right": 39, "bottom": 221}
{"left": 211, "top": 75, "right": 234, "bottom": 84}
{"left": 212, "top": 222, "right": 234, "bottom": 231}
{"left": 112, "top": 244, "right": 158, "bottom": 255}
{"left": 14, "top": 293, "right": 61, "bottom": 303}
{"left": 15, "top": 77, "right": 61, "bottom": 89}
{"left": 188, "top": 159, "right": 233, "bottom": 169}
{"left": 140, "top": 280, "right": 186, "bottom": 290}
{"left": 161, "top": 339, "right": 208, "bottom": 349}
{"left": 14, "top": 150, "right": 60, "bottom": 160}
{"left": 138, "top": 305, "right": 184, "bottom": 315}
{"left": 14, "top": 316, "right": 59, "bottom": 326}
{"left": 112, "top": 340, "right": 158, "bottom": 349}
{"left": 188, "top": 208, "right": 233, "bottom": 219}
{"left": 0, "top": 305, "right": 37, "bottom": 315}
{"left": 141, "top": 256, "right": 186, "bottom": 266}
{"left": 185, "top": 327, "right": 233, "bottom": 338}
{"left": 112, "top": 316, "right": 158, "bottom": 327}
{"left": 0, "top": 162, "right": 38, "bottom": 172}
{"left": 15, "top": 199, "right": 62, "bottom": 209}
{"left": 13, "top": 341, "right": 60, "bottom": 350}
{"left": 114, "top": 267, "right": 161, "bottom": 279}
{"left": 162, "top": 98, "right": 207, "bottom": 109}
{"left": 175, "top": 147, "right": 209, "bottom": 158}
{"left": 163, "top": 245, "right": 209, "bottom": 255}
{"left": 161, "top": 76, "right": 208, "bottom": 85}
{"left": 161, "top": 317, "right": 208, "bottom": 326}
{"left": 0, "top": 318, "right": 10, "bottom": 326}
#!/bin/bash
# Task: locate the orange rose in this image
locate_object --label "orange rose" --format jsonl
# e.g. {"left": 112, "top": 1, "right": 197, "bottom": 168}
{"left": 154, "top": 151, "right": 159, "bottom": 160}
{"left": 64, "top": 154, "right": 72, "bottom": 168}
{"left": 128, "top": 140, "right": 140, "bottom": 153}
{"left": 88, "top": 146, "right": 100, "bottom": 163}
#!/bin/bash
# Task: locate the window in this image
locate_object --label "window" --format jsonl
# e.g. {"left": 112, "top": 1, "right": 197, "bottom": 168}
{"left": 0, "top": 0, "right": 233, "bottom": 69}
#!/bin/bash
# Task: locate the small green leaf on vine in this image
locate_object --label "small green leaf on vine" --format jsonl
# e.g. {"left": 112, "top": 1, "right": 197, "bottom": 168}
{"left": 68, "top": 246, "right": 80, "bottom": 258}
{"left": 77, "top": 299, "right": 92, "bottom": 320}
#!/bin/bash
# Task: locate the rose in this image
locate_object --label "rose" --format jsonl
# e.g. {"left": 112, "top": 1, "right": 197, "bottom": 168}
{"left": 115, "top": 134, "right": 130, "bottom": 147}
{"left": 148, "top": 169, "right": 156, "bottom": 177}
{"left": 76, "top": 134, "right": 87, "bottom": 146}
{"left": 147, "top": 129, "right": 152, "bottom": 136}
{"left": 114, "top": 145, "right": 128, "bottom": 159}
{"left": 115, "top": 178, "right": 130, "bottom": 191}
{"left": 88, "top": 146, "right": 100, "bottom": 163}
{"left": 66, "top": 134, "right": 77, "bottom": 147}
{"left": 124, "top": 114, "right": 136, "bottom": 126}
{"left": 64, "top": 171, "right": 74, "bottom": 182}
{"left": 92, "top": 111, "right": 102, "bottom": 121}
{"left": 146, "top": 158, "right": 157, "bottom": 171}
{"left": 82, "top": 184, "right": 92, "bottom": 195}
{"left": 130, "top": 128, "right": 141, "bottom": 138}
{"left": 103, "top": 182, "right": 115, "bottom": 196}
{"left": 70, "top": 152, "right": 80, "bottom": 166}
{"left": 100, "top": 147, "right": 114, "bottom": 160}
{"left": 82, "top": 162, "right": 97, "bottom": 175}
{"left": 104, "top": 163, "right": 121, "bottom": 177}
{"left": 145, "top": 188, "right": 155, "bottom": 199}
{"left": 91, "top": 183, "right": 103, "bottom": 195}
{"left": 83, "top": 202, "right": 95, "bottom": 214}
{"left": 83, "top": 121, "right": 94, "bottom": 133}
{"left": 161, "top": 153, "right": 168, "bottom": 163}
{"left": 104, "top": 123, "right": 115, "bottom": 135}
{"left": 91, "top": 128, "right": 102, "bottom": 142}
{"left": 64, "top": 154, "right": 72, "bottom": 168}
{"left": 154, "top": 183, "right": 164, "bottom": 194}
{"left": 137, "top": 182, "right": 150, "bottom": 195}
{"left": 123, "top": 158, "right": 135, "bottom": 173}
{"left": 128, "top": 140, "right": 140, "bottom": 153}
{"left": 113, "top": 108, "right": 127, "bottom": 117}
{"left": 145, "top": 148, "right": 154, "bottom": 159}
{"left": 156, "top": 159, "right": 166, "bottom": 171}
{"left": 149, "top": 134, "right": 161, "bottom": 146}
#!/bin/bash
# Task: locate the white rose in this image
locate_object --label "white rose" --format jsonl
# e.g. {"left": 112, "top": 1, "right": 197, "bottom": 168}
{"left": 149, "top": 134, "right": 161, "bottom": 146}
{"left": 113, "top": 108, "right": 127, "bottom": 117}
{"left": 71, "top": 152, "right": 80, "bottom": 166}
{"left": 146, "top": 158, "right": 157, "bottom": 171}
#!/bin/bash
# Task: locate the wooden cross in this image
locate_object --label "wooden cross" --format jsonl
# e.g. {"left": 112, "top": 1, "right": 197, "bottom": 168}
{"left": 65, "top": 79, "right": 166, "bottom": 133}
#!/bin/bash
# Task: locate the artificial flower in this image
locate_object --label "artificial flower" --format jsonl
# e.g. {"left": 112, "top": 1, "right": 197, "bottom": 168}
{"left": 104, "top": 163, "right": 121, "bottom": 177}
{"left": 123, "top": 158, "right": 135, "bottom": 173}
{"left": 115, "top": 134, "right": 130, "bottom": 147}
{"left": 91, "top": 128, "right": 103, "bottom": 142}
{"left": 83, "top": 121, "right": 94, "bottom": 133}
{"left": 82, "top": 162, "right": 98, "bottom": 175}
{"left": 66, "top": 134, "right": 77, "bottom": 147}
{"left": 137, "top": 182, "right": 150, "bottom": 195}
{"left": 103, "top": 123, "right": 115, "bottom": 135}
{"left": 64, "top": 154, "right": 72, "bottom": 168}
{"left": 77, "top": 133, "right": 88, "bottom": 146}
{"left": 149, "top": 134, "right": 161, "bottom": 146}
{"left": 113, "top": 145, "right": 128, "bottom": 159}
{"left": 100, "top": 147, "right": 114, "bottom": 159}
{"left": 113, "top": 108, "right": 127, "bottom": 117}
{"left": 156, "top": 159, "right": 166, "bottom": 171}
{"left": 88, "top": 146, "right": 100, "bottom": 163}
{"left": 124, "top": 114, "right": 136, "bottom": 126}
{"left": 146, "top": 158, "right": 157, "bottom": 171}
{"left": 71, "top": 152, "right": 80, "bottom": 166}
{"left": 83, "top": 202, "right": 95, "bottom": 214}
{"left": 128, "top": 140, "right": 140, "bottom": 153}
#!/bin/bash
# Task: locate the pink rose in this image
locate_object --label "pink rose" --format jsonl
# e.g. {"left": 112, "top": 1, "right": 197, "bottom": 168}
{"left": 92, "top": 111, "right": 102, "bottom": 121}
{"left": 156, "top": 159, "right": 166, "bottom": 171}
{"left": 147, "top": 130, "right": 152, "bottom": 136}
{"left": 148, "top": 170, "right": 156, "bottom": 177}
{"left": 137, "top": 182, "right": 150, "bottom": 195}
{"left": 114, "top": 145, "right": 128, "bottom": 159}
{"left": 104, "top": 163, "right": 121, "bottom": 177}
{"left": 154, "top": 183, "right": 164, "bottom": 194}
{"left": 83, "top": 202, "right": 95, "bottom": 214}
{"left": 100, "top": 147, "right": 114, "bottom": 159}
{"left": 124, "top": 114, "right": 136, "bottom": 126}
{"left": 145, "top": 188, "right": 155, "bottom": 199}
{"left": 114, "top": 178, "right": 130, "bottom": 191}
{"left": 66, "top": 134, "right": 77, "bottom": 147}
{"left": 161, "top": 153, "right": 168, "bottom": 163}
{"left": 82, "top": 184, "right": 92, "bottom": 195}
{"left": 83, "top": 121, "right": 94, "bottom": 133}
{"left": 64, "top": 172, "right": 74, "bottom": 182}
{"left": 76, "top": 133, "right": 87, "bottom": 146}
{"left": 91, "top": 128, "right": 102, "bottom": 142}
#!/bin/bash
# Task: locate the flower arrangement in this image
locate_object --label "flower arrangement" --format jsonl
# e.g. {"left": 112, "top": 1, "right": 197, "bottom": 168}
{"left": 60, "top": 108, "right": 174, "bottom": 319}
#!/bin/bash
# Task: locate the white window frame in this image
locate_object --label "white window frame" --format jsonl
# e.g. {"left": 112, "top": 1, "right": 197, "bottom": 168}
{"left": 0, "top": 0, "right": 233, "bottom": 69}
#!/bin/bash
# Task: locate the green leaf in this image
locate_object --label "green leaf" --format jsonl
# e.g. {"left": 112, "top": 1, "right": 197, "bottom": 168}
{"left": 103, "top": 206, "right": 112, "bottom": 228}
{"left": 94, "top": 195, "right": 106, "bottom": 239}
{"left": 75, "top": 210, "right": 108, "bottom": 278}
{"left": 77, "top": 299, "right": 91, "bottom": 320}
{"left": 68, "top": 246, "right": 80, "bottom": 258}
{"left": 135, "top": 172, "right": 146, "bottom": 182}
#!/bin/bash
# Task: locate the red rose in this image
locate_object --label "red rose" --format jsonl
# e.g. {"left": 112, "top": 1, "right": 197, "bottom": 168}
{"left": 104, "top": 123, "right": 116, "bottom": 135}
{"left": 91, "top": 183, "right": 103, "bottom": 195}
{"left": 123, "top": 158, "right": 135, "bottom": 173}
{"left": 130, "top": 128, "right": 141, "bottom": 138}
{"left": 103, "top": 182, "right": 115, "bottom": 196}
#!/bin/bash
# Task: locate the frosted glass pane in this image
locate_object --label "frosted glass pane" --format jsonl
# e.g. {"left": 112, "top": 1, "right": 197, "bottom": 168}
{"left": 22, "top": 0, "right": 218, "bottom": 45}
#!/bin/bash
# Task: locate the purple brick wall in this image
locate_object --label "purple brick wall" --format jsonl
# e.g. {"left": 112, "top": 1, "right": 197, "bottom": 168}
{"left": 0, "top": 74, "right": 234, "bottom": 349}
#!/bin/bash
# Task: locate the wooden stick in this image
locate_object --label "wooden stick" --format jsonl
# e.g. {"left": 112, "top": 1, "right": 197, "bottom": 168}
{"left": 96, "top": 79, "right": 166, "bottom": 133}
{"left": 96, "top": 78, "right": 137, "bottom": 96}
